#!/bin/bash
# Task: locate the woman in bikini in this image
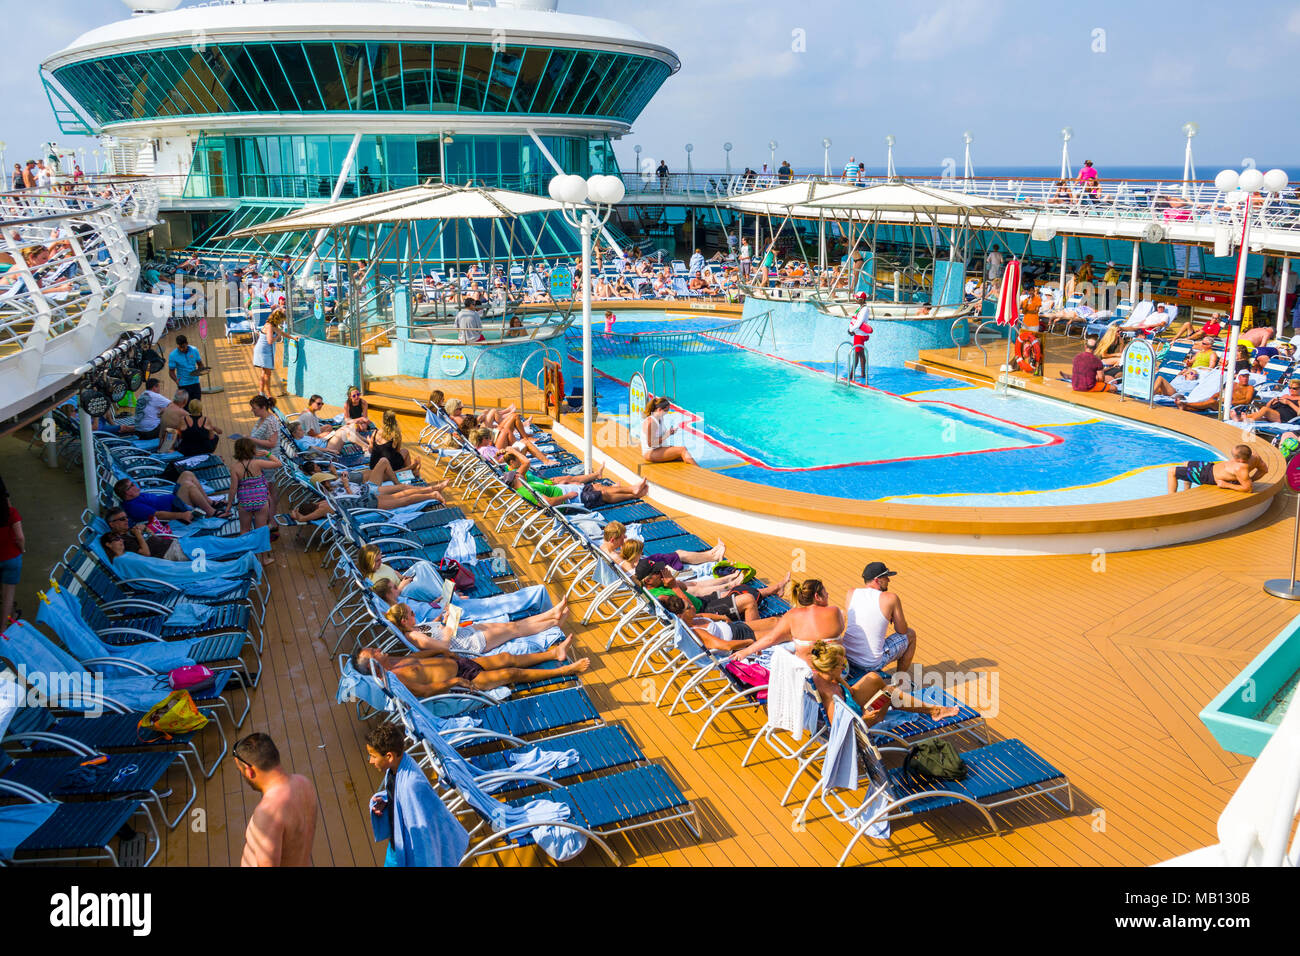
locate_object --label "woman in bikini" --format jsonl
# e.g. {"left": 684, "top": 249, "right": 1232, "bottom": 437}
{"left": 729, "top": 578, "right": 843, "bottom": 664}
{"left": 641, "top": 396, "right": 697, "bottom": 465}
{"left": 229, "top": 437, "right": 281, "bottom": 562}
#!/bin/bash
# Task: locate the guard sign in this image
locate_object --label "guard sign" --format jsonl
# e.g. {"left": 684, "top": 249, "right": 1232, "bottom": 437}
{"left": 629, "top": 372, "right": 647, "bottom": 438}
{"left": 549, "top": 266, "right": 573, "bottom": 301}
{"left": 1120, "top": 339, "right": 1155, "bottom": 403}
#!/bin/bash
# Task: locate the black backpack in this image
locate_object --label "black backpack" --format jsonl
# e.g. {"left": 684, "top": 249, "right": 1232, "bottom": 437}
{"left": 903, "top": 739, "right": 968, "bottom": 782}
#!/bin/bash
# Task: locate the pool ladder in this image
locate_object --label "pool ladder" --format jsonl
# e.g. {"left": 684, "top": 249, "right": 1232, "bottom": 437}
{"left": 834, "top": 342, "right": 868, "bottom": 386}
{"left": 641, "top": 353, "right": 677, "bottom": 401}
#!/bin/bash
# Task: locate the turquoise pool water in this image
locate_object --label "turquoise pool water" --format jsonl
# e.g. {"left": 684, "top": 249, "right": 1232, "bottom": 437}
{"left": 1260, "top": 670, "right": 1299, "bottom": 726}
{"left": 592, "top": 348, "right": 1043, "bottom": 469}
{"left": 578, "top": 312, "right": 1222, "bottom": 505}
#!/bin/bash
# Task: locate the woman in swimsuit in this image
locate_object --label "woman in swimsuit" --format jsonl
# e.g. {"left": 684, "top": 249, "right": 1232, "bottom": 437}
{"left": 641, "top": 396, "right": 697, "bottom": 465}
{"left": 229, "top": 437, "right": 281, "bottom": 560}
{"left": 730, "top": 578, "right": 843, "bottom": 664}
{"left": 176, "top": 399, "right": 221, "bottom": 457}
{"left": 369, "top": 410, "right": 420, "bottom": 478}
{"left": 807, "top": 640, "right": 959, "bottom": 726}
{"left": 343, "top": 386, "right": 374, "bottom": 437}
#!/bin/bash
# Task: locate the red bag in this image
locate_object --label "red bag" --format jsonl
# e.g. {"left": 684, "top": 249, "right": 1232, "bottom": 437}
{"left": 435, "top": 559, "right": 476, "bottom": 592}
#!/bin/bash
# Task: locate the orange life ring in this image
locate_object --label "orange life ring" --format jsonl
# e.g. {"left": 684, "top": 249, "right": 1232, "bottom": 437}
{"left": 1014, "top": 331, "right": 1042, "bottom": 374}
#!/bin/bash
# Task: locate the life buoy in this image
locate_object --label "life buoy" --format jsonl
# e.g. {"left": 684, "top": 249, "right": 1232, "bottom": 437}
{"left": 1013, "top": 331, "right": 1042, "bottom": 374}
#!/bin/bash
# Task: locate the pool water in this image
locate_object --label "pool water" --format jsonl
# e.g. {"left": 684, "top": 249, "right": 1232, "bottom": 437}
{"left": 579, "top": 313, "right": 1221, "bottom": 506}
{"left": 592, "top": 348, "right": 1043, "bottom": 469}
{"left": 1259, "top": 669, "right": 1299, "bottom": 726}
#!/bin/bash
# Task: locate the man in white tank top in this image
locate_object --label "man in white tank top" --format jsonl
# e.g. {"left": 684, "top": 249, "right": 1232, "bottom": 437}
{"left": 842, "top": 561, "right": 917, "bottom": 681}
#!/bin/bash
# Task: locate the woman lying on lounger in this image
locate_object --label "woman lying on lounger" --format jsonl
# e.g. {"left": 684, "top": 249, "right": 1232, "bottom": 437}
{"left": 464, "top": 420, "right": 555, "bottom": 466}
{"left": 383, "top": 601, "right": 567, "bottom": 656}
{"left": 807, "top": 640, "right": 958, "bottom": 727}
{"left": 286, "top": 461, "right": 447, "bottom": 523}
{"left": 599, "top": 521, "right": 722, "bottom": 570}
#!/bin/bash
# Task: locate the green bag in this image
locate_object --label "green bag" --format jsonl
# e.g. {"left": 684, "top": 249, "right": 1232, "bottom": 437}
{"left": 903, "top": 739, "right": 968, "bottom": 782}
{"left": 713, "top": 561, "right": 756, "bottom": 585}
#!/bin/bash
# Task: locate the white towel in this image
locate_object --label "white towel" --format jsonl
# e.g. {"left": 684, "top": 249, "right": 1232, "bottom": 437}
{"left": 767, "top": 648, "right": 814, "bottom": 740}
{"left": 445, "top": 519, "right": 477, "bottom": 564}
{"left": 625, "top": 522, "right": 644, "bottom": 542}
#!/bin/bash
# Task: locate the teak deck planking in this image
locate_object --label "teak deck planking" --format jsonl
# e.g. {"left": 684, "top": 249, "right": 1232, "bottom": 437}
{"left": 128, "top": 325, "right": 1297, "bottom": 868}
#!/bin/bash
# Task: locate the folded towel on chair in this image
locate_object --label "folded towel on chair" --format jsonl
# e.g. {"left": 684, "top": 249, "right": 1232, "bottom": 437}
{"left": 767, "top": 648, "right": 815, "bottom": 740}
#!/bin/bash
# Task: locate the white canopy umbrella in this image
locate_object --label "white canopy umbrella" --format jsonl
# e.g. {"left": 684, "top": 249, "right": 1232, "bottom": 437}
{"left": 216, "top": 182, "right": 567, "bottom": 239}
{"left": 802, "top": 181, "right": 1026, "bottom": 221}
{"left": 719, "top": 180, "right": 863, "bottom": 217}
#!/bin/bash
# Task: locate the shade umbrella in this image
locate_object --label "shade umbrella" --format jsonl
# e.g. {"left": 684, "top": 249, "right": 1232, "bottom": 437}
{"left": 995, "top": 259, "right": 1022, "bottom": 374}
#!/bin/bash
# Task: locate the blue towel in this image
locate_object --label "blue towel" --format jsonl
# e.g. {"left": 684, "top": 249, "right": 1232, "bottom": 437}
{"left": 475, "top": 745, "right": 580, "bottom": 793}
{"left": 164, "top": 599, "right": 218, "bottom": 630}
{"left": 336, "top": 657, "right": 392, "bottom": 713}
{"left": 401, "top": 561, "right": 448, "bottom": 603}
{"left": 89, "top": 535, "right": 262, "bottom": 592}
{"left": 180, "top": 526, "right": 271, "bottom": 558}
{"left": 823, "top": 704, "right": 859, "bottom": 792}
{"left": 492, "top": 626, "right": 565, "bottom": 658}
{"left": 36, "top": 591, "right": 195, "bottom": 673}
{"left": 168, "top": 516, "right": 227, "bottom": 536}
{"left": 458, "top": 585, "right": 551, "bottom": 619}
{"left": 369, "top": 753, "right": 469, "bottom": 867}
{"left": 0, "top": 805, "right": 60, "bottom": 860}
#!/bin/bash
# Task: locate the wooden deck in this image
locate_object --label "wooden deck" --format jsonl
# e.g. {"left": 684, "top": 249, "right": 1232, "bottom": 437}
{"left": 116, "top": 326, "right": 1299, "bottom": 867}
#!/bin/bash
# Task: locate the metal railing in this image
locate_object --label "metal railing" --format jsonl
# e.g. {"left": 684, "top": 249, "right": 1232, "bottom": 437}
{"left": 49, "top": 175, "right": 160, "bottom": 226}
{"left": 0, "top": 190, "right": 141, "bottom": 419}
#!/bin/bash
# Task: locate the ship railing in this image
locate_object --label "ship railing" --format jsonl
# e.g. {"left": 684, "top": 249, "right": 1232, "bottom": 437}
{"left": 0, "top": 190, "right": 138, "bottom": 403}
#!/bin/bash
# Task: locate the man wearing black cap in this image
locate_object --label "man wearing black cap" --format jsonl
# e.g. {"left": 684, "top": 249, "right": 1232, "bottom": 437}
{"left": 843, "top": 561, "right": 917, "bottom": 683}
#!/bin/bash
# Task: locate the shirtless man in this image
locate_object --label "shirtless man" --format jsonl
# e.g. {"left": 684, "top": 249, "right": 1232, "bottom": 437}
{"left": 728, "top": 578, "right": 843, "bottom": 663}
{"left": 356, "top": 640, "right": 589, "bottom": 697}
{"left": 235, "top": 733, "right": 318, "bottom": 867}
{"left": 385, "top": 600, "right": 569, "bottom": 655}
{"left": 158, "top": 391, "right": 193, "bottom": 449}
{"left": 1167, "top": 443, "right": 1265, "bottom": 494}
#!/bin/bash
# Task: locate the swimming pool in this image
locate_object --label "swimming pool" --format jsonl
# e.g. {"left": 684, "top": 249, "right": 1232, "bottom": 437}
{"left": 579, "top": 311, "right": 1222, "bottom": 507}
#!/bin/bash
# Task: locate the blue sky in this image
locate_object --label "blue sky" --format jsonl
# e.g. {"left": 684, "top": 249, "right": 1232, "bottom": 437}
{"left": 8, "top": 0, "right": 1300, "bottom": 176}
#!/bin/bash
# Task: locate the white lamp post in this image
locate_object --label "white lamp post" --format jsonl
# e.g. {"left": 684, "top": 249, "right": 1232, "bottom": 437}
{"left": 549, "top": 172, "right": 625, "bottom": 471}
{"left": 724, "top": 142, "right": 732, "bottom": 177}
{"left": 885, "top": 134, "right": 896, "bottom": 180}
{"left": 1215, "top": 166, "right": 1289, "bottom": 426}
{"left": 962, "top": 131, "right": 974, "bottom": 183}
{"left": 822, "top": 138, "right": 832, "bottom": 178}
{"left": 1060, "top": 127, "right": 1073, "bottom": 180}
{"left": 1181, "top": 122, "right": 1198, "bottom": 198}
{"left": 633, "top": 144, "right": 642, "bottom": 182}
{"left": 0, "top": 141, "right": 7, "bottom": 189}
{"left": 768, "top": 139, "right": 778, "bottom": 174}
{"left": 684, "top": 143, "right": 693, "bottom": 176}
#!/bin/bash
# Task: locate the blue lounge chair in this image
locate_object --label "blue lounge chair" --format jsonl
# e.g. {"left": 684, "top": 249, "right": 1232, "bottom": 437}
{"left": 0, "top": 782, "right": 161, "bottom": 866}
{"left": 387, "top": 677, "right": 698, "bottom": 865}
{"left": 821, "top": 719, "right": 1072, "bottom": 866}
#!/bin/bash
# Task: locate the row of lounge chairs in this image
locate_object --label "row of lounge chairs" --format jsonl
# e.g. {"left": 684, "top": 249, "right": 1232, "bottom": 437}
{"left": 404, "top": 399, "right": 1075, "bottom": 865}
{"left": 1, "top": 426, "right": 274, "bottom": 865}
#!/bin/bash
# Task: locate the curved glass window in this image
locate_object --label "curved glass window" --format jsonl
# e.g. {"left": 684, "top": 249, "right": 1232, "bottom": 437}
{"left": 52, "top": 40, "right": 672, "bottom": 126}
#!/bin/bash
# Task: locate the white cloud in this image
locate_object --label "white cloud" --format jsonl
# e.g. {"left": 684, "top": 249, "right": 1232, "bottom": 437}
{"left": 894, "top": 0, "right": 1002, "bottom": 62}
